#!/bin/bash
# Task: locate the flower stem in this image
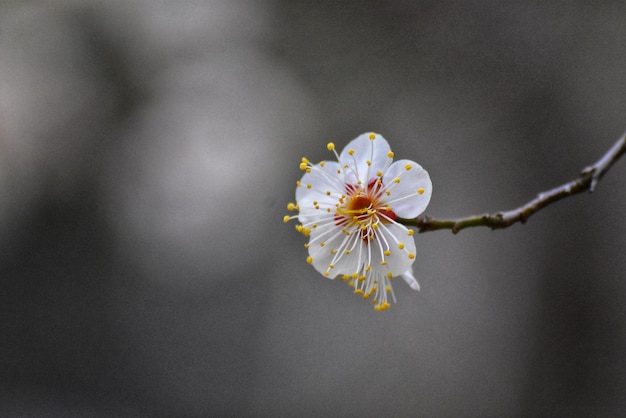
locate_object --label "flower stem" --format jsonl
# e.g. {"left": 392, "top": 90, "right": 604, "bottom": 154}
{"left": 400, "top": 132, "right": 626, "bottom": 234}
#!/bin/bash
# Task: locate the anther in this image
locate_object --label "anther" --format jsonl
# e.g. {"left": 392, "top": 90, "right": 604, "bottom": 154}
{"left": 398, "top": 242, "right": 405, "bottom": 249}
{"left": 306, "top": 256, "right": 313, "bottom": 264}
{"left": 408, "top": 253, "right": 415, "bottom": 259}
{"left": 327, "top": 142, "right": 335, "bottom": 151}
{"left": 387, "top": 151, "right": 394, "bottom": 158}
{"left": 418, "top": 188, "right": 425, "bottom": 194}
{"left": 348, "top": 149, "right": 355, "bottom": 156}
{"left": 405, "top": 163, "right": 412, "bottom": 170}
{"left": 283, "top": 215, "right": 291, "bottom": 223}
{"left": 369, "top": 133, "right": 376, "bottom": 140}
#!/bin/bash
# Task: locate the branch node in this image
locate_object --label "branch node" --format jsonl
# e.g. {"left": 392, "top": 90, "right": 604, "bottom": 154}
{"left": 581, "top": 165, "right": 595, "bottom": 176}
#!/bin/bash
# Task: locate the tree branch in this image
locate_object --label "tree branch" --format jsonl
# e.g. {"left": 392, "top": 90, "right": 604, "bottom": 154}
{"left": 400, "top": 132, "right": 626, "bottom": 234}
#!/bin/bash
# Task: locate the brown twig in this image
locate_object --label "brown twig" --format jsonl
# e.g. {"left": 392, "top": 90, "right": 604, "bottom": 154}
{"left": 400, "top": 132, "right": 626, "bottom": 234}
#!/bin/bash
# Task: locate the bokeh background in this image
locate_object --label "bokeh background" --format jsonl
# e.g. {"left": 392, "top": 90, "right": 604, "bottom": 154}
{"left": 1, "top": 0, "right": 625, "bottom": 416}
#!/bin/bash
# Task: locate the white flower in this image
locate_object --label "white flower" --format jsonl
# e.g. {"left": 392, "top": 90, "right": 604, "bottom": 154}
{"left": 285, "top": 133, "right": 432, "bottom": 310}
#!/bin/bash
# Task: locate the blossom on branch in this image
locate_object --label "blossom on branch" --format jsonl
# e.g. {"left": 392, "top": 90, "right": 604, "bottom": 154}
{"left": 285, "top": 133, "right": 432, "bottom": 310}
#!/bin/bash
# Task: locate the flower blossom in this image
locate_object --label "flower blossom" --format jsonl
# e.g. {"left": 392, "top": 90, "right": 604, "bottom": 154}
{"left": 285, "top": 133, "right": 432, "bottom": 310}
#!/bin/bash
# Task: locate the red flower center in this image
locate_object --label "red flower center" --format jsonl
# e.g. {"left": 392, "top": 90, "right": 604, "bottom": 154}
{"left": 334, "top": 179, "right": 396, "bottom": 242}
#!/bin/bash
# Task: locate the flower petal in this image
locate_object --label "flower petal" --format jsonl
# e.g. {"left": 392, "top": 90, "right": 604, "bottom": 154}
{"left": 369, "top": 221, "right": 417, "bottom": 277}
{"left": 382, "top": 159, "right": 432, "bottom": 218}
{"left": 339, "top": 133, "right": 392, "bottom": 185}
{"left": 296, "top": 161, "right": 343, "bottom": 224}
{"left": 400, "top": 267, "right": 420, "bottom": 291}
{"left": 307, "top": 222, "right": 359, "bottom": 278}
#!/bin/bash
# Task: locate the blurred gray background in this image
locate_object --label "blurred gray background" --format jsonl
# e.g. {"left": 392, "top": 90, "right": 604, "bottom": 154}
{"left": 1, "top": 0, "right": 625, "bottom": 416}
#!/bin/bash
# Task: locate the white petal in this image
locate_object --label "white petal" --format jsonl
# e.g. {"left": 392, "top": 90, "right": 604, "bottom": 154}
{"left": 382, "top": 159, "right": 432, "bottom": 219}
{"left": 295, "top": 161, "right": 343, "bottom": 224}
{"left": 307, "top": 222, "right": 358, "bottom": 279}
{"left": 328, "top": 233, "right": 363, "bottom": 277}
{"left": 400, "top": 267, "right": 420, "bottom": 291}
{"left": 339, "top": 133, "right": 391, "bottom": 185}
{"left": 369, "top": 221, "right": 416, "bottom": 277}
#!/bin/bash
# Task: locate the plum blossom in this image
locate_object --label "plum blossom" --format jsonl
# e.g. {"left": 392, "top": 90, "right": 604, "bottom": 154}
{"left": 285, "top": 133, "right": 432, "bottom": 310}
